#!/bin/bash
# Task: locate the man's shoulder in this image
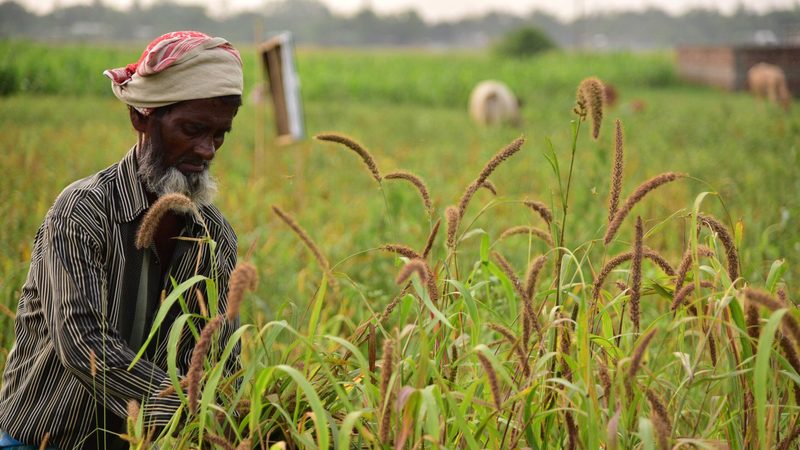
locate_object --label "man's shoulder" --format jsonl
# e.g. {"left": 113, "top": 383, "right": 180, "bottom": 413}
{"left": 49, "top": 163, "right": 119, "bottom": 220}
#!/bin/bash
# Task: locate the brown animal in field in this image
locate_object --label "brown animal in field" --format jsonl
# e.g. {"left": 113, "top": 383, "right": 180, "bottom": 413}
{"left": 469, "top": 80, "right": 521, "bottom": 127}
{"left": 747, "top": 63, "right": 791, "bottom": 112}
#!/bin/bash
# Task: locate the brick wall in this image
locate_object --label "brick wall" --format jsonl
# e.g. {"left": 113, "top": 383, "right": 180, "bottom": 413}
{"left": 676, "top": 46, "right": 800, "bottom": 96}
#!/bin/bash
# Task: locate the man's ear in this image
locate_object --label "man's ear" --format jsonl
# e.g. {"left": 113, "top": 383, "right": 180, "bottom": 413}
{"left": 129, "top": 107, "right": 149, "bottom": 133}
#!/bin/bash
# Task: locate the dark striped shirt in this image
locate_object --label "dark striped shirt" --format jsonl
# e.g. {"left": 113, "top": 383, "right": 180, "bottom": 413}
{"left": 0, "top": 148, "right": 238, "bottom": 449}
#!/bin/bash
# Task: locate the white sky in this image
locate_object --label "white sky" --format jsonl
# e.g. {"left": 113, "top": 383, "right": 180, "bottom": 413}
{"left": 15, "top": 0, "right": 800, "bottom": 22}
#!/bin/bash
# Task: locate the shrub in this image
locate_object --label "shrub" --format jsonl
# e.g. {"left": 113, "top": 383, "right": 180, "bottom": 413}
{"left": 493, "top": 26, "right": 556, "bottom": 58}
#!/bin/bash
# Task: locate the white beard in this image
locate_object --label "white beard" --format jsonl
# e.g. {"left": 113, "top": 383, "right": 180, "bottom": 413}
{"left": 137, "top": 136, "right": 218, "bottom": 206}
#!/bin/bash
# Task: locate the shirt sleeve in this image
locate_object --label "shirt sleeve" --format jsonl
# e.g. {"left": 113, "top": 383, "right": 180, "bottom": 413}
{"left": 43, "top": 213, "right": 181, "bottom": 426}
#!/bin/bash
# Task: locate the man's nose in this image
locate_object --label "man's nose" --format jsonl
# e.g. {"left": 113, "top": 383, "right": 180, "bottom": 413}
{"left": 195, "top": 138, "right": 216, "bottom": 161}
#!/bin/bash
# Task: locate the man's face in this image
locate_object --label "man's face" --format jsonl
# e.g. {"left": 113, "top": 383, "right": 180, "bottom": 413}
{"left": 137, "top": 97, "right": 238, "bottom": 205}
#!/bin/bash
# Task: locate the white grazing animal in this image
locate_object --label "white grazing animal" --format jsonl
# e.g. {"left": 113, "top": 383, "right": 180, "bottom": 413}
{"left": 469, "top": 80, "right": 521, "bottom": 127}
{"left": 747, "top": 62, "right": 791, "bottom": 112}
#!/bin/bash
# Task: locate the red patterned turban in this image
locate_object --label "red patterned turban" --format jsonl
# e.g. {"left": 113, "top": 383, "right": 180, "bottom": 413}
{"left": 104, "top": 31, "right": 243, "bottom": 114}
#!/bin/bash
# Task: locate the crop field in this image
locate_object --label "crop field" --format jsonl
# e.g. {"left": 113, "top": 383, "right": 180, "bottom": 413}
{"left": 1, "top": 41, "right": 799, "bottom": 448}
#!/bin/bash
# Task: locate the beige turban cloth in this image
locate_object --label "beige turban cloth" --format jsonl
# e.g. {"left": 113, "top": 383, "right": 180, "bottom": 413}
{"left": 104, "top": 31, "right": 243, "bottom": 113}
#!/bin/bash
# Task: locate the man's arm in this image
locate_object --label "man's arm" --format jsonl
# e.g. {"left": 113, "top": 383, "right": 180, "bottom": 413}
{"left": 43, "top": 213, "right": 181, "bottom": 425}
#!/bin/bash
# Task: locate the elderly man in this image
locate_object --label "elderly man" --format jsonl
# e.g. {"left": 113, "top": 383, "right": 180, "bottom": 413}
{"left": 0, "top": 31, "right": 243, "bottom": 449}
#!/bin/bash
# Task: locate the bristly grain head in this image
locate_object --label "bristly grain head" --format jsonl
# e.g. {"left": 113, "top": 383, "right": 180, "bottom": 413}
{"left": 203, "top": 433, "right": 235, "bottom": 450}
{"left": 379, "top": 338, "right": 395, "bottom": 443}
{"left": 476, "top": 351, "right": 502, "bottom": 411}
{"left": 225, "top": 262, "right": 258, "bottom": 322}
{"left": 272, "top": 205, "right": 339, "bottom": 294}
{"left": 135, "top": 193, "right": 197, "bottom": 249}
{"left": 745, "top": 287, "right": 800, "bottom": 346}
{"left": 395, "top": 259, "right": 428, "bottom": 285}
{"left": 488, "top": 322, "right": 529, "bottom": 377}
{"left": 604, "top": 172, "right": 686, "bottom": 245}
{"left": 384, "top": 171, "right": 433, "bottom": 216}
{"left": 382, "top": 243, "right": 423, "bottom": 260}
{"left": 575, "top": 77, "right": 605, "bottom": 139}
{"left": 609, "top": 119, "right": 625, "bottom": 223}
{"left": 627, "top": 327, "right": 658, "bottom": 380}
{"left": 127, "top": 399, "right": 140, "bottom": 426}
{"left": 524, "top": 200, "right": 553, "bottom": 225}
{"left": 498, "top": 225, "right": 554, "bottom": 247}
{"left": 445, "top": 206, "right": 459, "bottom": 250}
{"left": 188, "top": 314, "right": 223, "bottom": 413}
{"left": 422, "top": 219, "right": 441, "bottom": 259}
{"left": 674, "top": 245, "right": 715, "bottom": 297}
{"left": 630, "top": 216, "right": 644, "bottom": 333}
{"left": 491, "top": 251, "right": 526, "bottom": 302}
{"left": 697, "top": 213, "right": 740, "bottom": 283}
{"left": 524, "top": 255, "right": 548, "bottom": 304}
{"left": 479, "top": 180, "right": 498, "bottom": 196}
{"left": 315, "top": 132, "right": 382, "bottom": 184}
{"left": 646, "top": 389, "right": 672, "bottom": 450}
{"left": 457, "top": 136, "right": 525, "bottom": 218}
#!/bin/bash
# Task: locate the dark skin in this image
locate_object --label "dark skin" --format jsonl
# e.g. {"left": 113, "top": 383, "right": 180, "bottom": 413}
{"left": 129, "top": 97, "right": 238, "bottom": 265}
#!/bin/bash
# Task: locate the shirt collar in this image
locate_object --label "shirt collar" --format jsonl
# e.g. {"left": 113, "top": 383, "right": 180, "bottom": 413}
{"left": 111, "top": 146, "right": 150, "bottom": 223}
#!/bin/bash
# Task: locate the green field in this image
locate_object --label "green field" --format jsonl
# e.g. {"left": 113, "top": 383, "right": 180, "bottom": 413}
{"left": 1, "top": 41, "right": 799, "bottom": 448}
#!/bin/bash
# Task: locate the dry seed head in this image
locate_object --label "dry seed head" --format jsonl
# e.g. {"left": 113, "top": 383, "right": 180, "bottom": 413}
{"left": 576, "top": 77, "right": 605, "bottom": 139}
{"left": 476, "top": 351, "right": 502, "bottom": 410}
{"left": 445, "top": 206, "right": 459, "bottom": 250}
{"left": 646, "top": 389, "right": 672, "bottom": 450}
{"left": 492, "top": 251, "right": 528, "bottom": 304}
{"left": 384, "top": 171, "right": 433, "bottom": 216}
{"left": 708, "top": 331, "right": 718, "bottom": 366}
{"left": 457, "top": 136, "right": 525, "bottom": 218}
{"left": 524, "top": 200, "right": 553, "bottom": 225}
{"left": 565, "top": 411, "right": 578, "bottom": 450}
{"left": 479, "top": 180, "right": 498, "bottom": 195}
{"left": 608, "top": 119, "right": 625, "bottom": 222}
{"left": 226, "top": 262, "right": 258, "bottom": 322}
{"left": 315, "top": 132, "right": 382, "bottom": 184}
{"left": 560, "top": 322, "right": 573, "bottom": 382}
{"left": 488, "top": 322, "right": 529, "bottom": 377}
{"left": 630, "top": 217, "right": 644, "bottom": 333}
{"left": 127, "top": 399, "right": 140, "bottom": 426}
{"left": 670, "top": 280, "right": 714, "bottom": 312}
{"left": 674, "top": 245, "right": 715, "bottom": 298}
{"left": 368, "top": 323, "right": 377, "bottom": 375}
{"left": 395, "top": 259, "right": 427, "bottom": 285}
{"left": 379, "top": 338, "right": 395, "bottom": 443}
{"left": 382, "top": 243, "right": 423, "bottom": 260}
{"left": 524, "top": 255, "right": 547, "bottom": 305}
{"left": 235, "top": 439, "right": 252, "bottom": 450}
{"left": 421, "top": 219, "right": 441, "bottom": 259}
{"left": 598, "top": 358, "right": 613, "bottom": 405}
{"left": 697, "top": 213, "right": 740, "bottom": 283}
{"left": 158, "top": 377, "right": 190, "bottom": 398}
{"left": 271, "top": 205, "right": 338, "bottom": 293}
{"left": 188, "top": 314, "right": 223, "bottom": 413}
{"left": 745, "top": 288, "right": 800, "bottom": 345}
{"left": 203, "top": 432, "right": 235, "bottom": 450}
{"left": 499, "top": 225, "right": 554, "bottom": 247}
{"left": 627, "top": 328, "right": 658, "bottom": 380}
{"left": 135, "top": 193, "right": 197, "bottom": 249}
{"left": 604, "top": 172, "right": 686, "bottom": 244}
{"left": 590, "top": 246, "right": 677, "bottom": 299}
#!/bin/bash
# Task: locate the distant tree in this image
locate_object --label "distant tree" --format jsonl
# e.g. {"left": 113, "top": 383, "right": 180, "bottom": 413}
{"left": 493, "top": 26, "right": 556, "bottom": 58}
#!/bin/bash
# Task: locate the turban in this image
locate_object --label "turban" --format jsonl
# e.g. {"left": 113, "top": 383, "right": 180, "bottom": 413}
{"left": 104, "top": 31, "right": 243, "bottom": 114}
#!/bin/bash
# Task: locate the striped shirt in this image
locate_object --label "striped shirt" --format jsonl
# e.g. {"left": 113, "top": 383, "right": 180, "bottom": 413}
{"left": 0, "top": 148, "right": 238, "bottom": 449}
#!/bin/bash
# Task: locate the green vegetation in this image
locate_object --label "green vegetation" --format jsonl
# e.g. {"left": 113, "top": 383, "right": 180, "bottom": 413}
{"left": 1, "top": 43, "right": 799, "bottom": 448}
{"left": 493, "top": 27, "right": 556, "bottom": 58}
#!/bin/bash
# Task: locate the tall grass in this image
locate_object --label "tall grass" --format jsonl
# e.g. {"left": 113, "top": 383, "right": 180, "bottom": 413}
{"left": 98, "top": 77, "right": 800, "bottom": 448}
{"left": 1, "top": 45, "right": 798, "bottom": 448}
